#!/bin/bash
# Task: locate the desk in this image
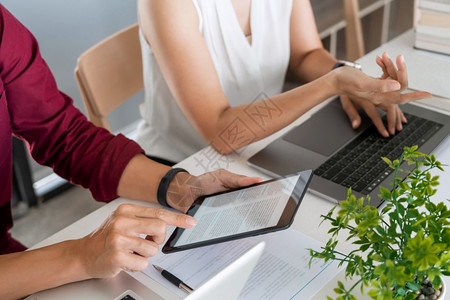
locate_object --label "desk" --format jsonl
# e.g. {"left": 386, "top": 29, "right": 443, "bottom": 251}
{"left": 31, "top": 29, "right": 450, "bottom": 299}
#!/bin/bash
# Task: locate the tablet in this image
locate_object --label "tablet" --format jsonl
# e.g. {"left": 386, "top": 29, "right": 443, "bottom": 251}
{"left": 162, "top": 170, "right": 313, "bottom": 253}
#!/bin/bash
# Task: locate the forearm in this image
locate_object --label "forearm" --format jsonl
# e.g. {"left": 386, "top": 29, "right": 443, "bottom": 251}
{"left": 291, "top": 48, "right": 337, "bottom": 82}
{"left": 116, "top": 154, "right": 261, "bottom": 213}
{"left": 116, "top": 154, "right": 171, "bottom": 204}
{"left": 209, "top": 72, "right": 337, "bottom": 154}
{"left": 0, "top": 240, "right": 86, "bottom": 299}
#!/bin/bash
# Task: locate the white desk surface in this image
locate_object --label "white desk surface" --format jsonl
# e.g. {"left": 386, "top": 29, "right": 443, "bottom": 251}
{"left": 32, "top": 29, "right": 450, "bottom": 300}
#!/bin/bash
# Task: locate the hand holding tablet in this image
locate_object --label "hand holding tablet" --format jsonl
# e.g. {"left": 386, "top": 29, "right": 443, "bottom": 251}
{"left": 162, "top": 170, "right": 313, "bottom": 253}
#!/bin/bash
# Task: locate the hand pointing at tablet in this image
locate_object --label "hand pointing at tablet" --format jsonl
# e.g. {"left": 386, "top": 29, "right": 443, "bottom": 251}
{"left": 76, "top": 169, "right": 261, "bottom": 278}
{"left": 74, "top": 204, "right": 197, "bottom": 278}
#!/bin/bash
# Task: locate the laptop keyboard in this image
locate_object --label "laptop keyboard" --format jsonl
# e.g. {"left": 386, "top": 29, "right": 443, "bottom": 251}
{"left": 313, "top": 113, "right": 443, "bottom": 195}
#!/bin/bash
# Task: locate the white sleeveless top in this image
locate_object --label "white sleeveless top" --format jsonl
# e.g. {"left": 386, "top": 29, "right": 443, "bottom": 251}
{"left": 136, "top": 0, "right": 293, "bottom": 162}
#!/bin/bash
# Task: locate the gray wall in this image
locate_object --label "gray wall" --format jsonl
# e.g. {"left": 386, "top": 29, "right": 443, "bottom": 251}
{"left": 2, "top": 0, "right": 143, "bottom": 180}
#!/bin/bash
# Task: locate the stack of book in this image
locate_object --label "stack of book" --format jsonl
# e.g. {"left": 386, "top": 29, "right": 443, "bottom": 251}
{"left": 415, "top": 0, "right": 450, "bottom": 55}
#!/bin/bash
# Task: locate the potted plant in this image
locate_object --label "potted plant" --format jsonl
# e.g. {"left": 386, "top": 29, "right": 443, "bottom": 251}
{"left": 310, "top": 146, "right": 450, "bottom": 300}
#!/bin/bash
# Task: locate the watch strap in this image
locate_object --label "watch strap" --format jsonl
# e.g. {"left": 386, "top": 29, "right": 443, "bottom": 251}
{"left": 157, "top": 168, "right": 189, "bottom": 208}
{"left": 332, "top": 60, "right": 362, "bottom": 70}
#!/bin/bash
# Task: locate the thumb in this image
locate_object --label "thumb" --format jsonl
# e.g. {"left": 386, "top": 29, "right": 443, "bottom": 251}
{"left": 238, "top": 176, "right": 262, "bottom": 187}
{"left": 373, "top": 79, "right": 401, "bottom": 93}
{"left": 360, "top": 75, "right": 401, "bottom": 93}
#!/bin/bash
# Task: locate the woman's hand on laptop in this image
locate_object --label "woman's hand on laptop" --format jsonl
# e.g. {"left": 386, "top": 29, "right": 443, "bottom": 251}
{"left": 166, "top": 169, "right": 262, "bottom": 213}
{"left": 332, "top": 53, "right": 431, "bottom": 134}
{"left": 340, "top": 95, "right": 406, "bottom": 137}
{"left": 73, "top": 204, "right": 197, "bottom": 279}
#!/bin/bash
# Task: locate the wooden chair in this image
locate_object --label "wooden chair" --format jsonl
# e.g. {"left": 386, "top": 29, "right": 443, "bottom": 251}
{"left": 75, "top": 24, "right": 143, "bottom": 132}
{"left": 343, "top": 0, "right": 365, "bottom": 61}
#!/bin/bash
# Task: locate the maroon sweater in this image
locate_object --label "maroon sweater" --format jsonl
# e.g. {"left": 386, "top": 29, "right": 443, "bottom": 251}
{"left": 0, "top": 5, "right": 143, "bottom": 254}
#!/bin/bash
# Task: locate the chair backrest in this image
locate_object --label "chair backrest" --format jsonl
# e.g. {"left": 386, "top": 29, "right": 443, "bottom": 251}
{"left": 75, "top": 24, "right": 143, "bottom": 132}
{"left": 343, "top": 0, "right": 365, "bottom": 61}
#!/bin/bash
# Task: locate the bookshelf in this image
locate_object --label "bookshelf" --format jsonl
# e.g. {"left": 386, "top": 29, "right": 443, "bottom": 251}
{"left": 311, "top": 0, "right": 415, "bottom": 60}
{"left": 414, "top": 0, "right": 450, "bottom": 55}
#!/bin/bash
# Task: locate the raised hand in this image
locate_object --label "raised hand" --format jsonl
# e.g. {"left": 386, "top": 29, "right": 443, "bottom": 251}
{"left": 335, "top": 53, "right": 431, "bottom": 136}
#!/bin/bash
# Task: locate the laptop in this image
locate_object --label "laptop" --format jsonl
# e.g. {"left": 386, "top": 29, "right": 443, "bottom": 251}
{"left": 27, "top": 241, "right": 265, "bottom": 300}
{"left": 185, "top": 241, "right": 265, "bottom": 300}
{"left": 248, "top": 97, "right": 450, "bottom": 207}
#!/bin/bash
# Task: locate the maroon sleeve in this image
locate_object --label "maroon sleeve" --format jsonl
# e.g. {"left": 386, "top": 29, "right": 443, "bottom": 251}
{"left": 0, "top": 5, "right": 144, "bottom": 202}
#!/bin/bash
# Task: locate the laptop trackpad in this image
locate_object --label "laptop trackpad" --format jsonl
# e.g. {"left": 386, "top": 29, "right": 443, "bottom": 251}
{"left": 282, "top": 100, "right": 365, "bottom": 156}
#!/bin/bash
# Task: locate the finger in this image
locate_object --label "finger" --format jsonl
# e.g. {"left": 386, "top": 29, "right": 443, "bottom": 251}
{"left": 103, "top": 235, "right": 153, "bottom": 273}
{"left": 143, "top": 207, "right": 197, "bottom": 229}
{"left": 133, "top": 218, "right": 168, "bottom": 244}
{"left": 203, "top": 169, "right": 261, "bottom": 191}
{"left": 385, "top": 106, "right": 397, "bottom": 136}
{"left": 398, "top": 91, "right": 433, "bottom": 104}
{"left": 238, "top": 176, "right": 263, "bottom": 187}
{"left": 363, "top": 104, "right": 389, "bottom": 137}
{"left": 108, "top": 214, "right": 166, "bottom": 244}
{"left": 369, "top": 90, "right": 432, "bottom": 105}
{"left": 376, "top": 56, "right": 389, "bottom": 79}
{"left": 129, "top": 237, "right": 160, "bottom": 258}
{"left": 395, "top": 55, "right": 408, "bottom": 90}
{"left": 400, "top": 109, "right": 407, "bottom": 123}
{"left": 381, "top": 52, "right": 398, "bottom": 81}
{"left": 361, "top": 76, "right": 401, "bottom": 95}
{"left": 396, "top": 107, "right": 404, "bottom": 131}
{"left": 120, "top": 251, "right": 150, "bottom": 272}
{"left": 109, "top": 233, "right": 160, "bottom": 258}
{"left": 340, "top": 96, "right": 361, "bottom": 129}
{"left": 115, "top": 204, "right": 197, "bottom": 229}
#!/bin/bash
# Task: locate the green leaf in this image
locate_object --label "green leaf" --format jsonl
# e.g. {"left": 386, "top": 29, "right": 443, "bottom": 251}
{"left": 405, "top": 281, "right": 420, "bottom": 291}
{"left": 397, "top": 203, "right": 405, "bottom": 216}
{"left": 382, "top": 157, "right": 393, "bottom": 168}
{"left": 404, "top": 231, "right": 441, "bottom": 271}
{"left": 379, "top": 187, "right": 392, "bottom": 201}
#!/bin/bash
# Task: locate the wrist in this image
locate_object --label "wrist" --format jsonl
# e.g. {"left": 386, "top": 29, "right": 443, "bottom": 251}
{"left": 322, "top": 69, "right": 341, "bottom": 96}
{"left": 165, "top": 171, "right": 200, "bottom": 212}
{"left": 67, "top": 238, "right": 93, "bottom": 281}
{"left": 329, "top": 60, "right": 363, "bottom": 95}
{"left": 157, "top": 168, "right": 189, "bottom": 208}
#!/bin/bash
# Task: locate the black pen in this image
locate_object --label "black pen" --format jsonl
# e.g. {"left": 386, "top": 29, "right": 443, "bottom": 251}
{"left": 153, "top": 264, "right": 194, "bottom": 294}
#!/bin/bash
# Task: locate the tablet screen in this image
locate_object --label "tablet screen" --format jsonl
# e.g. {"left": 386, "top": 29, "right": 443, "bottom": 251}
{"left": 162, "top": 170, "right": 313, "bottom": 253}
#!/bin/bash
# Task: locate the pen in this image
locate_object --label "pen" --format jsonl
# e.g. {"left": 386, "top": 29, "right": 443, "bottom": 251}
{"left": 153, "top": 264, "right": 194, "bottom": 294}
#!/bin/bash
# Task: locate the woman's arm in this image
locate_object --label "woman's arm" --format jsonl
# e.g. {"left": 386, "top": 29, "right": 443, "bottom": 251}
{"left": 138, "top": 0, "right": 338, "bottom": 154}
{"left": 288, "top": 0, "right": 337, "bottom": 82}
{"left": 287, "top": 0, "right": 431, "bottom": 137}
{"left": 138, "top": 0, "right": 428, "bottom": 155}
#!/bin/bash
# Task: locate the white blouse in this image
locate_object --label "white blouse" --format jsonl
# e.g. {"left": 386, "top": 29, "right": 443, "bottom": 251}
{"left": 136, "top": 0, "right": 293, "bottom": 162}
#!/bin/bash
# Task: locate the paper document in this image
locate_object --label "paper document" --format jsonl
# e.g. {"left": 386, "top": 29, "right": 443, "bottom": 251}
{"left": 145, "top": 229, "right": 341, "bottom": 299}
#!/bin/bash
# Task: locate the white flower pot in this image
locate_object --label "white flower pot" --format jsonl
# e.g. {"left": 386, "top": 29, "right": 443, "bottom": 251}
{"left": 437, "top": 277, "right": 446, "bottom": 300}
